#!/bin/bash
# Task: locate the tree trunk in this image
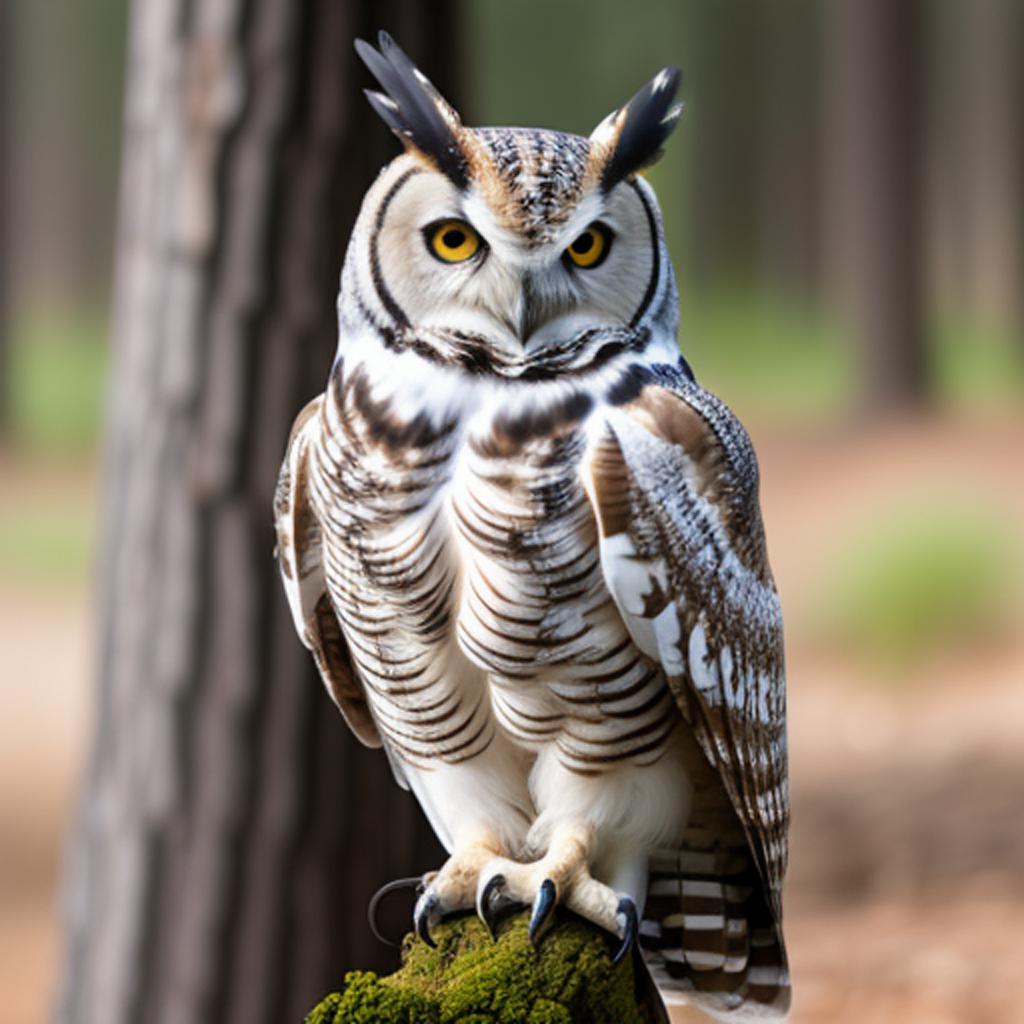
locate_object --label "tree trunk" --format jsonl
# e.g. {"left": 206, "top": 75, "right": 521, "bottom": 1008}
{"left": 825, "top": 0, "right": 928, "bottom": 412}
{"left": 962, "top": 0, "right": 1023, "bottom": 338}
{"left": 57, "top": 4, "right": 458, "bottom": 1023}
{"left": 684, "top": 0, "right": 761, "bottom": 288}
{"left": 755, "top": 0, "right": 822, "bottom": 302}
{"left": 0, "top": 0, "right": 11, "bottom": 433}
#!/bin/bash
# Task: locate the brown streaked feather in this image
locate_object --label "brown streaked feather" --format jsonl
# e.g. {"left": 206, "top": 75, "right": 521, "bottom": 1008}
{"left": 469, "top": 127, "right": 594, "bottom": 245}
{"left": 590, "top": 379, "right": 787, "bottom": 904}
{"left": 585, "top": 376, "right": 789, "bottom": 1014}
{"left": 275, "top": 395, "right": 381, "bottom": 748}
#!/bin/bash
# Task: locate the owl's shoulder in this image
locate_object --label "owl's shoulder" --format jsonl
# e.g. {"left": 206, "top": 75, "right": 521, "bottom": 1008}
{"left": 604, "top": 360, "right": 761, "bottom": 505}
{"left": 593, "top": 359, "right": 771, "bottom": 583}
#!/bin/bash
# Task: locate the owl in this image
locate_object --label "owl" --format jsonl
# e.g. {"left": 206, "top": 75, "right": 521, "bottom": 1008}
{"left": 275, "top": 32, "right": 790, "bottom": 1021}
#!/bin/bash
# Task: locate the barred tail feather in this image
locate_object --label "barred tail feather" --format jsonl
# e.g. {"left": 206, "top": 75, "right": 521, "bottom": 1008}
{"left": 641, "top": 847, "right": 790, "bottom": 1020}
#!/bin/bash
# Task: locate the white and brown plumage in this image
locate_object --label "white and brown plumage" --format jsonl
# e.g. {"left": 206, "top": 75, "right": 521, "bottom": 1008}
{"left": 275, "top": 33, "right": 790, "bottom": 1020}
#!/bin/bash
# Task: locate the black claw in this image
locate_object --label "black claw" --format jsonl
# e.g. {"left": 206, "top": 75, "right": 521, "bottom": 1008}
{"left": 612, "top": 895, "right": 638, "bottom": 966}
{"left": 413, "top": 890, "right": 438, "bottom": 948}
{"left": 477, "top": 873, "right": 506, "bottom": 939}
{"left": 368, "top": 875, "right": 422, "bottom": 948}
{"left": 528, "top": 879, "right": 558, "bottom": 945}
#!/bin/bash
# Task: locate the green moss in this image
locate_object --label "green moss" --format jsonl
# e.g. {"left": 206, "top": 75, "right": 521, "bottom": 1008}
{"left": 305, "top": 992, "right": 342, "bottom": 1023}
{"left": 303, "top": 973, "right": 437, "bottom": 1023}
{"left": 304, "top": 913, "right": 655, "bottom": 1024}
{"left": 526, "top": 1000, "right": 572, "bottom": 1024}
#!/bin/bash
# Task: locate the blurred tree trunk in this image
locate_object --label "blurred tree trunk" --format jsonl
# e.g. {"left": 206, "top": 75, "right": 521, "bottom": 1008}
{"left": 755, "top": 0, "right": 822, "bottom": 301}
{"left": 685, "top": 0, "right": 760, "bottom": 287}
{"left": 962, "top": 0, "right": 1023, "bottom": 338}
{"left": 57, "top": 4, "right": 456, "bottom": 1024}
{"left": 825, "top": 0, "right": 928, "bottom": 411}
{"left": 925, "top": 2, "right": 971, "bottom": 322}
{"left": 0, "top": 0, "right": 11, "bottom": 432}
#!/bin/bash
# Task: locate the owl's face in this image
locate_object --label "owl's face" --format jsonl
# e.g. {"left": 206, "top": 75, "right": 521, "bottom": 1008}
{"left": 345, "top": 35, "right": 682, "bottom": 376}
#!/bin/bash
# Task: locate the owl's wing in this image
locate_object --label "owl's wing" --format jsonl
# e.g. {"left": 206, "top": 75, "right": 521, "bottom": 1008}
{"left": 584, "top": 366, "right": 788, "bottom": 916}
{"left": 275, "top": 396, "right": 381, "bottom": 749}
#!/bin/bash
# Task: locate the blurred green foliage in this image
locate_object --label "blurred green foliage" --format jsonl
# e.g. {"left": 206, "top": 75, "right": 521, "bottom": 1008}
{"left": 0, "top": 496, "right": 95, "bottom": 586}
{"left": 932, "top": 316, "right": 1024, "bottom": 413}
{"left": 823, "top": 502, "right": 1020, "bottom": 670}
{"left": 0, "top": 306, "right": 101, "bottom": 587}
{"left": 6, "top": 309, "right": 108, "bottom": 457}
{"left": 681, "top": 290, "right": 853, "bottom": 421}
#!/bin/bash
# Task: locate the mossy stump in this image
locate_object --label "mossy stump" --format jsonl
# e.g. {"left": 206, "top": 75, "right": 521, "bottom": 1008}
{"left": 304, "top": 911, "right": 661, "bottom": 1024}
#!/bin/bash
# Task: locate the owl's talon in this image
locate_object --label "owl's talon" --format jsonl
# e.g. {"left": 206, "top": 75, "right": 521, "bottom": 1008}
{"left": 409, "top": 836, "right": 507, "bottom": 947}
{"left": 477, "top": 872, "right": 502, "bottom": 938}
{"left": 612, "top": 895, "right": 638, "bottom": 965}
{"left": 413, "top": 889, "right": 439, "bottom": 948}
{"left": 528, "top": 878, "right": 557, "bottom": 945}
{"left": 476, "top": 871, "right": 519, "bottom": 938}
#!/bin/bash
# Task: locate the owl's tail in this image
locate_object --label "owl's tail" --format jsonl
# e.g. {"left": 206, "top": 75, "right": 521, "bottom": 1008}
{"left": 639, "top": 847, "right": 791, "bottom": 1021}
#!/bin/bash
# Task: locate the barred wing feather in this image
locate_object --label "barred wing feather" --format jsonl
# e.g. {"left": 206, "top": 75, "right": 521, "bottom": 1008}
{"left": 274, "top": 396, "right": 381, "bottom": 749}
{"left": 585, "top": 370, "right": 790, "bottom": 1017}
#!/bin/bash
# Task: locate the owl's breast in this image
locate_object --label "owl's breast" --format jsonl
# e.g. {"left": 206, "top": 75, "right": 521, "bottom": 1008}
{"left": 312, "top": 358, "right": 500, "bottom": 766}
{"left": 314, "top": 355, "right": 676, "bottom": 770}
{"left": 452, "top": 389, "right": 605, "bottom": 672}
{"left": 452, "top": 388, "right": 676, "bottom": 767}
{"left": 315, "top": 361, "right": 460, "bottom": 615}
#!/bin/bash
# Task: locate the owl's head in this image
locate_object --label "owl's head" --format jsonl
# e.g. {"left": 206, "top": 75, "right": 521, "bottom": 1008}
{"left": 341, "top": 32, "right": 682, "bottom": 378}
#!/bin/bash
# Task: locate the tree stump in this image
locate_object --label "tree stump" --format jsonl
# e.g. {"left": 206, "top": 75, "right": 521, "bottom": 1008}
{"left": 304, "top": 912, "right": 665, "bottom": 1024}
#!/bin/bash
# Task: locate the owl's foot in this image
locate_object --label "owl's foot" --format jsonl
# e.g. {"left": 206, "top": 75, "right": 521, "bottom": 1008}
{"left": 413, "top": 832, "right": 505, "bottom": 948}
{"left": 475, "top": 824, "right": 638, "bottom": 965}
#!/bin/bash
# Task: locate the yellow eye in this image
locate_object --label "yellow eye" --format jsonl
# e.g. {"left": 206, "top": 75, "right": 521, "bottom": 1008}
{"left": 428, "top": 220, "right": 480, "bottom": 263}
{"left": 566, "top": 223, "right": 610, "bottom": 268}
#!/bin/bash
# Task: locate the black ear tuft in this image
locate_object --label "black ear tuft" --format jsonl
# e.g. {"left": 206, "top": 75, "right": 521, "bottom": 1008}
{"left": 355, "top": 31, "right": 469, "bottom": 190}
{"left": 596, "top": 67, "right": 682, "bottom": 191}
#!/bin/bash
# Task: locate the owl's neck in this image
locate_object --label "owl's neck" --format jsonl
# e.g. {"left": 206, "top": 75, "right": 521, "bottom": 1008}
{"left": 337, "top": 302, "right": 682, "bottom": 382}
{"left": 331, "top": 322, "right": 689, "bottom": 434}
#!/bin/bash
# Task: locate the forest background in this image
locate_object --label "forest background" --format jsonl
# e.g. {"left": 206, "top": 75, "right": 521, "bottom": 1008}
{"left": 1, "top": 3, "right": 1022, "bottom": 1022}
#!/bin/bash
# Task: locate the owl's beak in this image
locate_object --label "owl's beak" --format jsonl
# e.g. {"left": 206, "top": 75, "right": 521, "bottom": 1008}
{"left": 514, "top": 271, "right": 554, "bottom": 345}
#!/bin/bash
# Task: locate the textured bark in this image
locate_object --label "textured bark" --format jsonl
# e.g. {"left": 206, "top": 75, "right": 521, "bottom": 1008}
{"left": 825, "top": 0, "right": 928, "bottom": 411}
{"left": 303, "top": 913, "right": 665, "bottom": 1024}
{"left": 58, "top": 4, "right": 459, "bottom": 1024}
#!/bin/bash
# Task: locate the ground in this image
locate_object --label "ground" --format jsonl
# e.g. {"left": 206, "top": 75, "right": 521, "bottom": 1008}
{"left": 2, "top": 412, "right": 1023, "bottom": 1024}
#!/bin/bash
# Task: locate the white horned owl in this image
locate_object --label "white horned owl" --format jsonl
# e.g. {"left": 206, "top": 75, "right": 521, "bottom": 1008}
{"left": 275, "top": 32, "right": 790, "bottom": 1021}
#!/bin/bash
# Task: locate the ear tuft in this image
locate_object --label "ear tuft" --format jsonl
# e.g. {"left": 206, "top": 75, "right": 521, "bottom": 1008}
{"left": 354, "top": 32, "right": 469, "bottom": 189}
{"left": 593, "top": 66, "right": 683, "bottom": 191}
